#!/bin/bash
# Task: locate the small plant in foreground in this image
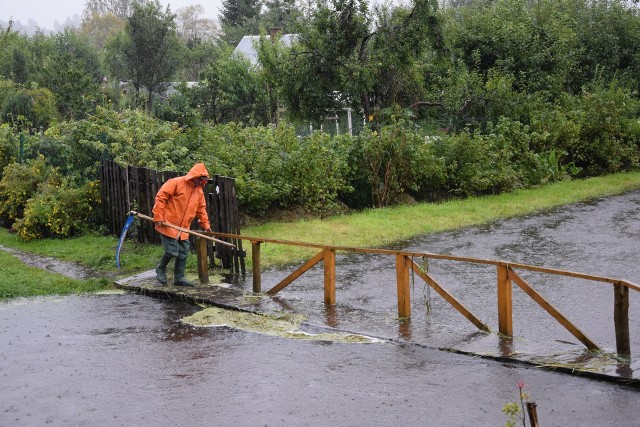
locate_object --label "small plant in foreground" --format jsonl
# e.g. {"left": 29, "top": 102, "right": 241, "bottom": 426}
{"left": 502, "top": 380, "right": 530, "bottom": 427}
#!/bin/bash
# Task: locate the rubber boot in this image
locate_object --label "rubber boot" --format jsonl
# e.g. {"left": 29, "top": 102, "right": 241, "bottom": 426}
{"left": 174, "top": 257, "right": 195, "bottom": 287}
{"left": 155, "top": 254, "right": 172, "bottom": 285}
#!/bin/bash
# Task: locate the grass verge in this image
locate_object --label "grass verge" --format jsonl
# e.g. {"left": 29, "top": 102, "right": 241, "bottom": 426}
{"left": 0, "top": 251, "right": 111, "bottom": 300}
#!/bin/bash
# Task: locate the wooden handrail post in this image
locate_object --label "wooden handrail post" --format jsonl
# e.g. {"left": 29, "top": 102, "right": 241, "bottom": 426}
{"left": 614, "top": 283, "right": 630, "bottom": 357}
{"left": 196, "top": 237, "right": 209, "bottom": 285}
{"left": 526, "top": 402, "right": 539, "bottom": 427}
{"left": 252, "top": 241, "right": 262, "bottom": 293}
{"left": 324, "top": 249, "right": 336, "bottom": 305}
{"left": 497, "top": 265, "right": 512, "bottom": 336}
{"left": 396, "top": 255, "right": 411, "bottom": 319}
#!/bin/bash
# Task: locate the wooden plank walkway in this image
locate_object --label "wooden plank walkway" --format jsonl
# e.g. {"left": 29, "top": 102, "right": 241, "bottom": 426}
{"left": 114, "top": 270, "right": 284, "bottom": 317}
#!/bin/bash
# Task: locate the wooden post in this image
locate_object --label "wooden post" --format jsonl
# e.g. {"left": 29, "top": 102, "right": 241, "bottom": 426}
{"left": 396, "top": 255, "right": 411, "bottom": 319}
{"left": 526, "top": 402, "right": 539, "bottom": 427}
{"left": 324, "top": 249, "right": 336, "bottom": 305}
{"left": 252, "top": 241, "right": 262, "bottom": 293}
{"left": 497, "top": 265, "right": 512, "bottom": 336}
{"left": 196, "top": 237, "right": 209, "bottom": 284}
{"left": 614, "top": 283, "right": 630, "bottom": 357}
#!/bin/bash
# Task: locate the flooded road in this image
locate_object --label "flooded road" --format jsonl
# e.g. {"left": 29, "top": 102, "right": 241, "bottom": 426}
{"left": 1, "top": 190, "right": 640, "bottom": 426}
{"left": 2, "top": 294, "right": 640, "bottom": 426}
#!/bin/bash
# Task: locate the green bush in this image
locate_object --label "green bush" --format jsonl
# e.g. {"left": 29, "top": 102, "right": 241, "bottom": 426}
{"left": 529, "top": 81, "right": 640, "bottom": 177}
{"left": 0, "top": 156, "right": 61, "bottom": 227}
{"left": 283, "top": 131, "right": 352, "bottom": 213}
{"left": 0, "top": 125, "right": 19, "bottom": 179}
{"left": 197, "top": 123, "right": 289, "bottom": 215}
{"left": 433, "top": 130, "right": 519, "bottom": 197}
{"left": 355, "top": 116, "right": 446, "bottom": 207}
{"left": 0, "top": 87, "right": 57, "bottom": 131}
{"left": 14, "top": 179, "right": 101, "bottom": 241}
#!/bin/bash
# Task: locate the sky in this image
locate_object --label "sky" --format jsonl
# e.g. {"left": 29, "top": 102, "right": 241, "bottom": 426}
{"left": 1, "top": 0, "right": 225, "bottom": 30}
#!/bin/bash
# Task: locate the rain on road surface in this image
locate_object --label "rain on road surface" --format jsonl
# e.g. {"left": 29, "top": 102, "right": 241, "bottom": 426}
{"left": 1, "top": 190, "right": 639, "bottom": 426}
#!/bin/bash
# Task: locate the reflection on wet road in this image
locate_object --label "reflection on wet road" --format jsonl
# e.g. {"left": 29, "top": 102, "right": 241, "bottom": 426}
{"left": 2, "top": 294, "right": 640, "bottom": 426}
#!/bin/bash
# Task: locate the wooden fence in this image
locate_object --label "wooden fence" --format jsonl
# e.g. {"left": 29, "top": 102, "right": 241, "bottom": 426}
{"left": 99, "top": 159, "right": 245, "bottom": 274}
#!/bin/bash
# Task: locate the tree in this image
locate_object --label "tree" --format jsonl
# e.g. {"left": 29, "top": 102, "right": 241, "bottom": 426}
{"left": 38, "top": 29, "right": 103, "bottom": 120}
{"left": 220, "top": 0, "right": 262, "bottom": 27}
{"left": 108, "top": 1, "right": 184, "bottom": 111}
{"left": 219, "top": 0, "right": 263, "bottom": 45}
{"left": 176, "top": 5, "right": 219, "bottom": 81}
{"left": 261, "top": 0, "right": 301, "bottom": 31}
{"left": 192, "top": 45, "right": 269, "bottom": 125}
{"left": 176, "top": 5, "right": 218, "bottom": 46}
{"left": 80, "top": 11, "right": 126, "bottom": 51}
{"left": 0, "top": 21, "right": 31, "bottom": 83}
{"left": 82, "top": 0, "right": 143, "bottom": 20}
{"left": 268, "top": 0, "right": 443, "bottom": 121}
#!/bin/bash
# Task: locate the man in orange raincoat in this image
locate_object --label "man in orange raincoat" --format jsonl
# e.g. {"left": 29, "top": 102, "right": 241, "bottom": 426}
{"left": 152, "top": 163, "right": 212, "bottom": 286}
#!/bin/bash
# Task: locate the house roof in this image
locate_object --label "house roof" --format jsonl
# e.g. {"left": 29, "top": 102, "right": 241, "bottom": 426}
{"left": 233, "top": 34, "right": 298, "bottom": 66}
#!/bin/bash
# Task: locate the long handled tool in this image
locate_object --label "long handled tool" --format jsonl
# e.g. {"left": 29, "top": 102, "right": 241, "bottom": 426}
{"left": 116, "top": 210, "right": 236, "bottom": 269}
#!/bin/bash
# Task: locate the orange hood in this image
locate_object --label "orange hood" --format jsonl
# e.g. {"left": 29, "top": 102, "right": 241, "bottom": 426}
{"left": 185, "top": 163, "right": 209, "bottom": 181}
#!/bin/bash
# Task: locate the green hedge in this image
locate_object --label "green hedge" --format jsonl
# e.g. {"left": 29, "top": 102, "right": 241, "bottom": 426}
{"left": 0, "top": 83, "right": 638, "bottom": 239}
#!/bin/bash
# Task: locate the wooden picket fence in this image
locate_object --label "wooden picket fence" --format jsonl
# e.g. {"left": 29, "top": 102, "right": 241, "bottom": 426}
{"left": 99, "top": 159, "right": 245, "bottom": 274}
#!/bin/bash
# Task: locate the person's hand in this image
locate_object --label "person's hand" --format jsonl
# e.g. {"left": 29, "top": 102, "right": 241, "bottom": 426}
{"left": 154, "top": 221, "right": 163, "bottom": 226}
{"left": 204, "top": 228, "right": 212, "bottom": 233}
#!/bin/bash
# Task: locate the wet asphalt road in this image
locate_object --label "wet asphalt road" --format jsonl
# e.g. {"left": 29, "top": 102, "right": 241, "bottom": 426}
{"left": 2, "top": 294, "right": 640, "bottom": 427}
{"left": 1, "top": 190, "right": 640, "bottom": 426}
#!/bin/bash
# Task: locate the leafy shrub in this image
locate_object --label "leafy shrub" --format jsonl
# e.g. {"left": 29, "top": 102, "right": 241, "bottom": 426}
{"left": 198, "top": 123, "right": 289, "bottom": 215}
{"left": 529, "top": 81, "right": 640, "bottom": 177}
{"left": 153, "top": 89, "right": 202, "bottom": 129}
{"left": 433, "top": 130, "right": 519, "bottom": 197}
{"left": 14, "top": 179, "right": 101, "bottom": 241}
{"left": 0, "top": 87, "right": 57, "bottom": 131}
{"left": 283, "top": 131, "right": 352, "bottom": 213}
{"left": 0, "top": 156, "right": 61, "bottom": 227}
{"left": 0, "top": 125, "right": 19, "bottom": 179}
{"left": 355, "top": 116, "right": 445, "bottom": 207}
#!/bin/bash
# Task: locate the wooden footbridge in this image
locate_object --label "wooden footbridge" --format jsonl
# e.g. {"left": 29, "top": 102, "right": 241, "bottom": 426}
{"left": 196, "top": 231, "right": 638, "bottom": 358}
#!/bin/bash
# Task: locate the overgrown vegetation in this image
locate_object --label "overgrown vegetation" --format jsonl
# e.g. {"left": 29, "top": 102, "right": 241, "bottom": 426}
{"left": 0, "top": 0, "right": 638, "bottom": 241}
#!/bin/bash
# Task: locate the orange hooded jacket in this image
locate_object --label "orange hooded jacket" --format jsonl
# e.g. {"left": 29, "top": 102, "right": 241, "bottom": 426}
{"left": 152, "top": 163, "right": 211, "bottom": 240}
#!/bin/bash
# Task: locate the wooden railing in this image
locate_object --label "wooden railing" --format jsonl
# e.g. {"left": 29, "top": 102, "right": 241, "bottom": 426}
{"left": 196, "top": 232, "right": 639, "bottom": 357}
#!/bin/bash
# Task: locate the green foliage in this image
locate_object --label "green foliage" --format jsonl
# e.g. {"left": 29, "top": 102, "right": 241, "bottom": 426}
{"left": 1, "top": 86, "right": 57, "bottom": 131}
{"left": 189, "top": 122, "right": 353, "bottom": 215}
{"left": 272, "top": 0, "right": 443, "bottom": 121}
{"left": 193, "top": 123, "right": 289, "bottom": 214}
{"left": 501, "top": 401, "right": 521, "bottom": 427}
{"left": 433, "top": 129, "right": 518, "bottom": 197}
{"left": 529, "top": 80, "right": 640, "bottom": 177}
{"left": 283, "top": 131, "right": 352, "bottom": 212}
{"left": 40, "top": 29, "right": 104, "bottom": 120}
{"left": 153, "top": 88, "right": 202, "bottom": 128}
{"left": 0, "top": 156, "right": 61, "bottom": 227}
{"left": 355, "top": 112, "right": 446, "bottom": 207}
{"left": 0, "top": 125, "right": 19, "bottom": 178}
{"left": 193, "top": 46, "right": 270, "bottom": 125}
{"left": 14, "top": 179, "right": 101, "bottom": 241}
{"left": 108, "top": 0, "right": 185, "bottom": 111}
{"left": 49, "top": 106, "right": 189, "bottom": 176}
